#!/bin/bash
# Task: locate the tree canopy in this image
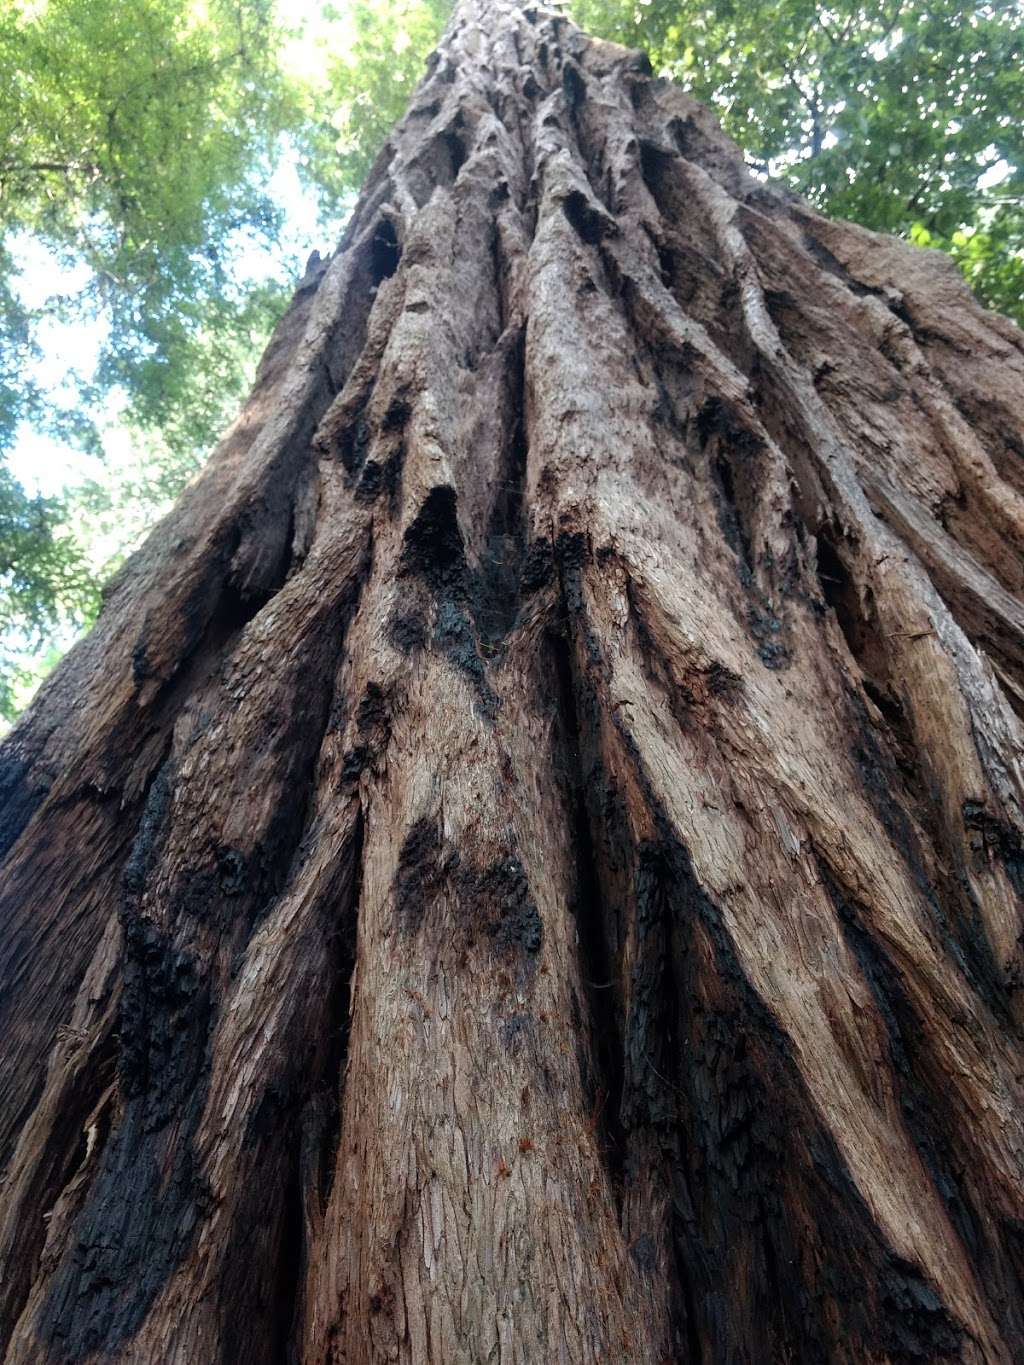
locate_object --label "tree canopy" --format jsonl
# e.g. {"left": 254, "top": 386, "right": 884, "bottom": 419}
{"left": 0, "top": 0, "right": 1020, "bottom": 717}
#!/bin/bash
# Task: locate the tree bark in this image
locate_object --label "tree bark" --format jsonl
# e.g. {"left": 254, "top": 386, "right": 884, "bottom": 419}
{"left": 3, "top": 2, "right": 1024, "bottom": 1360}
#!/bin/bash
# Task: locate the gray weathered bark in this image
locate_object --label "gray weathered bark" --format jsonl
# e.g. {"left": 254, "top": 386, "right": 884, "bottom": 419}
{"left": 3, "top": 2, "right": 1024, "bottom": 1360}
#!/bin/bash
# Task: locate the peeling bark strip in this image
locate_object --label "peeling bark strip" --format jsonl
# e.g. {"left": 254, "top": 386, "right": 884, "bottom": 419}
{"left": 3, "top": 2, "right": 1024, "bottom": 1362}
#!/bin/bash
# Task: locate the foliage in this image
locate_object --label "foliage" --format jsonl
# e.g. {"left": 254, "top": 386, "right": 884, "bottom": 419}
{"left": 0, "top": 0, "right": 296, "bottom": 446}
{"left": 98, "top": 276, "right": 291, "bottom": 474}
{"left": 294, "top": 0, "right": 451, "bottom": 216}
{"left": 0, "top": 467, "right": 98, "bottom": 717}
{"left": 572, "top": 0, "right": 1024, "bottom": 319}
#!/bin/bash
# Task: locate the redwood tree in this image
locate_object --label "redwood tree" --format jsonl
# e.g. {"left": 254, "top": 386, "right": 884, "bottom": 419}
{"left": 3, "top": 2, "right": 1024, "bottom": 1361}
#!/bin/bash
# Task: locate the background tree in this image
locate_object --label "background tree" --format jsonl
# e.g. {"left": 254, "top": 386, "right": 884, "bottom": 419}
{"left": 0, "top": 0, "right": 295, "bottom": 713}
{"left": 3, "top": 1, "right": 1024, "bottom": 1360}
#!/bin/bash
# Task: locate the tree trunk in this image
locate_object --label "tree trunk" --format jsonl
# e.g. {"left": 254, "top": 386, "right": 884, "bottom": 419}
{"left": 4, "top": 2, "right": 1024, "bottom": 1360}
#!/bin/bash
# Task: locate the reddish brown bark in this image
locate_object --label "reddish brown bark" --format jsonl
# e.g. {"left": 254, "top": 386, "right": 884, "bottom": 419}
{"left": 3, "top": 2, "right": 1024, "bottom": 1361}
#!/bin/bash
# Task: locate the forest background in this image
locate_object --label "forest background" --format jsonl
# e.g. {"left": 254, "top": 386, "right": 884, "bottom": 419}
{"left": 1, "top": 0, "right": 1020, "bottom": 719}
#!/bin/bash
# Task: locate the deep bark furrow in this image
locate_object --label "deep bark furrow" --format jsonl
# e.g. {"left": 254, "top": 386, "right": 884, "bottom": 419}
{"left": 545, "top": 579, "right": 628, "bottom": 1189}
{"left": 554, "top": 561, "right": 977, "bottom": 1357}
{"left": 818, "top": 857, "right": 1024, "bottom": 1345}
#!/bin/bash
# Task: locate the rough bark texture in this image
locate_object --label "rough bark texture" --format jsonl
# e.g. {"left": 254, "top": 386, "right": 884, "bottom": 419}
{"left": 4, "top": 2, "right": 1024, "bottom": 1361}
